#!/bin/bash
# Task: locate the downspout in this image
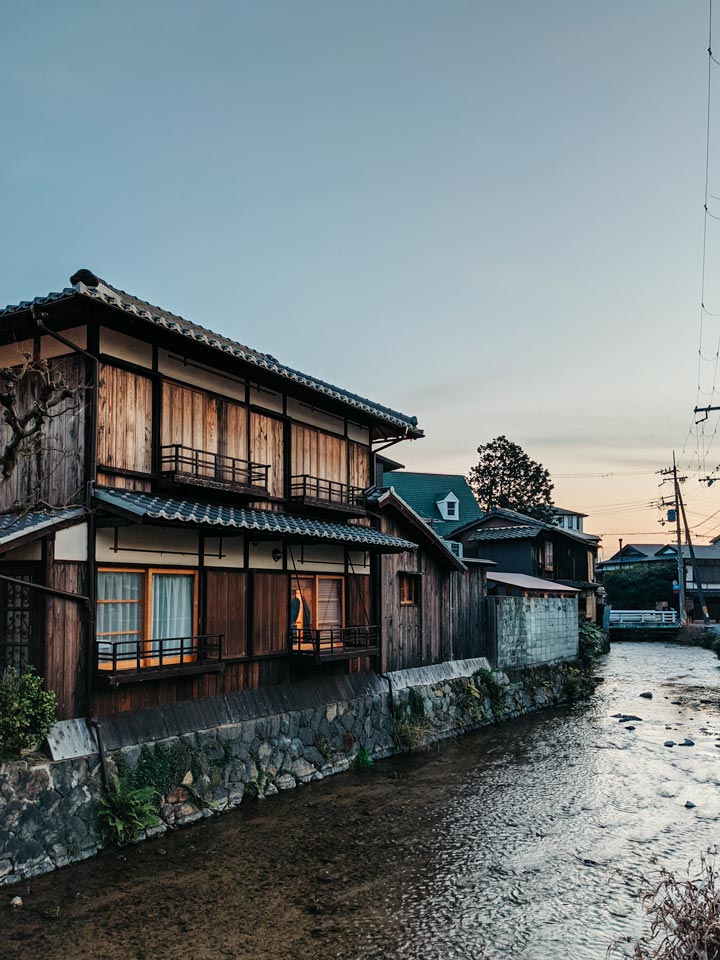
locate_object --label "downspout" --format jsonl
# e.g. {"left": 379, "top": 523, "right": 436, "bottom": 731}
{"left": 378, "top": 671, "right": 395, "bottom": 718}
{"left": 88, "top": 717, "right": 111, "bottom": 791}
{"left": 33, "top": 307, "right": 99, "bottom": 714}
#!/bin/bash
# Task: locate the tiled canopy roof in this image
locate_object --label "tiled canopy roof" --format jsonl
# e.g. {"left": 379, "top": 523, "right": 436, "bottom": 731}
{"left": 1, "top": 272, "right": 423, "bottom": 438}
{"left": 469, "top": 525, "right": 543, "bottom": 542}
{"left": 0, "top": 506, "right": 85, "bottom": 548}
{"left": 94, "top": 488, "right": 416, "bottom": 552}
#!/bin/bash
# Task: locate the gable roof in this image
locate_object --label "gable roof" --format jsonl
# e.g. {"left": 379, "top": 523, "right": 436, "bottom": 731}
{"left": 0, "top": 506, "right": 86, "bottom": 550}
{"left": 381, "top": 472, "right": 483, "bottom": 537}
{"left": 477, "top": 507, "right": 598, "bottom": 547}
{"left": 1, "top": 270, "right": 423, "bottom": 440}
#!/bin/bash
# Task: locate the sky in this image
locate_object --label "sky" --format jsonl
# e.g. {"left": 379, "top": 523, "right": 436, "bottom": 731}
{"left": 1, "top": 1, "right": 719, "bottom": 557}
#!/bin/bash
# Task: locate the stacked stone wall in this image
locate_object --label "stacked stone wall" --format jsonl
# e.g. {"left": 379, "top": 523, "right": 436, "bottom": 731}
{"left": 0, "top": 659, "right": 586, "bottom": 887}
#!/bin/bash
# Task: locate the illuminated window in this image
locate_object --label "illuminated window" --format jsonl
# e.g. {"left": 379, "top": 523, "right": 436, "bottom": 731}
{"left": 399, "top": 573, "right": 420, "bottom": 606}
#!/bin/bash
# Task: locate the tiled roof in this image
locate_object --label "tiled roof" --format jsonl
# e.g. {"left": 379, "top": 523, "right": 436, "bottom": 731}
{"left": 469, "top": 525, "right": 543, "bottom": 542}
{"left": 0, "top": 506, "right": 86, "bottom": 548}
{"left": 0, "top": 273, "right": 423, "bottom": 438}
{"left": 380, "top": 472, "right": 483, "bottom": 538}
{"left": 93, "top": 488, "right": 416, "bottom": 552}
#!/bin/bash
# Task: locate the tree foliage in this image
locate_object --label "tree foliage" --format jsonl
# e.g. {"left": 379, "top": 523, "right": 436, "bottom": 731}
{"left": 0, "top": 666, "right": 57, "bottom": 760}
{"left": 601, "top": 562, "right": 678, "bottom": 612}
{"left": 467, "top": 436, "right": 554, "bottom": 521}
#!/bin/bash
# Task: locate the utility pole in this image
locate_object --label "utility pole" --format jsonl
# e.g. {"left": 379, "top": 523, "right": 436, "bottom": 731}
{"left": 659, "top": 454, "right": 686, "bottom": 623}
{"left": 678, "top": 480, "right": 711, "bottom": 623}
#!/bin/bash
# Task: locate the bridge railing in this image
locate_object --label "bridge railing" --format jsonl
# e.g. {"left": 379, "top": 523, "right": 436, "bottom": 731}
{"left": 608, "top": 609, "right": 678, "bottom": 626}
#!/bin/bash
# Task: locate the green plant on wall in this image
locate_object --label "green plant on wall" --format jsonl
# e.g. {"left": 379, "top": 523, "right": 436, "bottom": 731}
{"left": 97, "top": 775, "right": 160, "bottom": 847}
{"left": 0, "top": 666, "right": 57, "bottom": 760}
{"left": 472, "top": 667, "right": 505, "bottom": 706}
{"left": 133, "top": 742, "right": 183, "bottom": 795}
{"left": 351, "top": 746, "right": 374, "bottom": 769}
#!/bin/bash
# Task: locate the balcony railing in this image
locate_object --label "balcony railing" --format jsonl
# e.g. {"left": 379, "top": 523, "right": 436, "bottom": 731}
{"left": 160, "top": 444, "right": 270, "bottom": 494}
{"left": 289, "top": 474, "right": 366, "bottom": 513}
{"left": 96, "top": 634, "right": 223, "bottom": 684}
{"left": 288, "top": 625, "right": 379, "bottom": 661}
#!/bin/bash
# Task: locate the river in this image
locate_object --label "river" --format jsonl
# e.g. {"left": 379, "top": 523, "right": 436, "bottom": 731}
{"left": 5, "top": 641, "right": 720, "bottom": 960}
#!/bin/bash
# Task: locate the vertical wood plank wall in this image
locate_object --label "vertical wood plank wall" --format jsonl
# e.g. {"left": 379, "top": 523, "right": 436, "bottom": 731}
{"left": 97, "top": 363, "right": 153, "bottom": 479}
{"left": 252, "top": 572, "right": 289, "bottom": 655}
{"left": 290, "top": 424, "right": 346, "bottom": 484}
{"left": 380, "top": 512, "right": 487, "bottom": 672}
{"left": 205, "top": 570, "right": 247, "bottom": 658}
{"left": 44, "top": 562, "right": 87, "bottom": 721}
{"left": 250, "top": 413, "right": 284, "bottom": 497}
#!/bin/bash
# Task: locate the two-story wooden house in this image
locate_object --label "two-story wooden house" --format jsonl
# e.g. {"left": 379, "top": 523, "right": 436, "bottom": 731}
{"left": 0, "top": 269, "right": 423, "bottom": 719}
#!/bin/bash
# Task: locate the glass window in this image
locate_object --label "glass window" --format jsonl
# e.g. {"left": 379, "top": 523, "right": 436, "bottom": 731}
{"left": 400, "top": 573, "right": 419, "bottom": 605}
{"left": 97, "top": 568, "right": 197, "bottom": 670}
{"left": 446, "top": 500, "right": 457, "bottom": 517}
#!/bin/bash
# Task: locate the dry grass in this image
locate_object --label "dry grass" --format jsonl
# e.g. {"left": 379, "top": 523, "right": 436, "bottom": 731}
{"left": 614, "top": 851, "right": 720, "bottom": 959}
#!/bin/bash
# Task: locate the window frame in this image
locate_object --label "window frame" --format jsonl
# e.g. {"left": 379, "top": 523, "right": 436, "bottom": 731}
{"left": 399, "top": 572, "right": 420, "bottom": 606}
{"left": 97, "top": 566, "right": 199, "bottom": 671}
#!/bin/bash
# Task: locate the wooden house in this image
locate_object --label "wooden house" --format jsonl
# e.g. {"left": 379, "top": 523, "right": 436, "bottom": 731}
{"left": 458, "top": 507, "right": 600, "bottom": 619}
{"left": 371, "top": 488, "right": 492, "bottom": 670}
{"left": 0, "top": 269, "right": 424, "bottom": 719}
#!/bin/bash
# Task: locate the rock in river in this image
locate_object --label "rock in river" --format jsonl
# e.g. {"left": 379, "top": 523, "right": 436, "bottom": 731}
{"left": 664, "top": 741, "right": 675, "bottom": 747}
{"left": 679, "top": 739, "right": 695, "bottom": 747}
{"left": 639, "top": 692, "right": 653, "bottom": 699}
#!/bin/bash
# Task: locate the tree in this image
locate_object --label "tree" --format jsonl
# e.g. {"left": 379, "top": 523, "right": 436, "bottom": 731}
{"left": 601, "top": 562, "right": 678, "bottom": 612}
{"left": 467, "top": 435, "right": 555, "bottom": 521}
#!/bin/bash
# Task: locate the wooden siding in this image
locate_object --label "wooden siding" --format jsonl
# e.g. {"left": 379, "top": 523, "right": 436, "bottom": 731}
{"left": 45, "top": 562, "right": 87, "bottom": 721}
{"left": 252, "top": 572, "right": 289, "bottom": 655}
{"left": 291, "top": 424, "right": 346, "bottom": 484}
{"left": 380, "top": 512, "right": 486, "bottom": 672}
{"left": 0, "top": 355, "right": 86, "bottom": 512}
{"left": 346, "top": 572, "right": 372, "bottom": 628}
{"left": 205, "top": 570, "right": 247, "bottom": 658}
{"left": 97, "top": 363, "right": 153, "bottom": 475}
{"left": 250, "top": 412, "right": 284, "bottom": 497}
{"left": 348, "top": 439, "right": 370, "bottom": 489}
{"left": 162, "top": 381, "right": 218, "bottom": 459}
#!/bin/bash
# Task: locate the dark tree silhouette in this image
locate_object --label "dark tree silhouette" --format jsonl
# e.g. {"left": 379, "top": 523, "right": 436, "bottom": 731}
{"left": 468, "top": 435, "right": 555, "bottom": 521}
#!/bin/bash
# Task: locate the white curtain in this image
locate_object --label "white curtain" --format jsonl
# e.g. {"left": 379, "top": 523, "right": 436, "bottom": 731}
{"left": 96, "top": 572, "right": 143, "bottom": 663}
{"left": 317, "top": 579, "right": 342, "bottom": 632}
{"left": 151, "top": 574, "right": 194, "bottom": 657}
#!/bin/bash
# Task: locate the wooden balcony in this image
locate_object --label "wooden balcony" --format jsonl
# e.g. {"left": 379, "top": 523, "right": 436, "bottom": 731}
{"left": 96, "top": 634, "right": 223, "bottom": 685}
{"left": 288, "top": 626, "right": 379, "bottom": 662}
{"left": 160, "top": 444, "right": 270, "bottom": 496}
{"left": 288, "top": 474, "right": 366, "bottom": 515}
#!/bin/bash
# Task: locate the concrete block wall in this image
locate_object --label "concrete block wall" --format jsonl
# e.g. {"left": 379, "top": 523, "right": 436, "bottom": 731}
{"left": 495, "top": 596, "right": 578, "bottom": 668}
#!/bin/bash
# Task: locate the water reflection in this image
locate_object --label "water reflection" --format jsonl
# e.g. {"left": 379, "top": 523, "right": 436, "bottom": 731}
{"left": 6, "top": 642, "right": 720, "bottom": 960}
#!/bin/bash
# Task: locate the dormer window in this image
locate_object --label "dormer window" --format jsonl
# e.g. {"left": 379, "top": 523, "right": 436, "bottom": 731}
{"left": 436, "top": 492, "right": 460, "bottom": 522}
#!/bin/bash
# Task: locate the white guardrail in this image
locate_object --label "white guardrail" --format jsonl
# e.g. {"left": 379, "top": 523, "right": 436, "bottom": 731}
{"left": 608, "top": 610, "right": 678, "bottom": 626}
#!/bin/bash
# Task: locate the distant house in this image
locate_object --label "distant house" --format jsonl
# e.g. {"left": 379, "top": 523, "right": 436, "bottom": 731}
{"left": 595, "top": 543, "right": 668, "bottom": 573}
{"left": 377, "top": 467, "right": 483, "bottom": 559}
{"left": 458, "top": 507, "right": 601, "bottom": 620}
{"left": 551, "top": 507, "right": 586, "bottom": 534}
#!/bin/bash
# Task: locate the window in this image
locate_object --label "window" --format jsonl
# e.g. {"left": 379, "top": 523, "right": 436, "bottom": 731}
{"left": 290, "top": 575, "right": 345, "bottom": 638}
{"left": 97, "top": 568, "right": 198, "bottom": 670}
{"left": 436, "top": 493, "right": 460, "bottom": 522}
{"left": 448, "top": 541, "right": 463, "bottom": 559}
{"left": 399, "top": 572, "right": 420, "bottom": 606}
{"left": 543, "top": 541, "right": 554, "bottom": 572}
{"left": 0, "top": 576, "right": 33, "bottom": 671}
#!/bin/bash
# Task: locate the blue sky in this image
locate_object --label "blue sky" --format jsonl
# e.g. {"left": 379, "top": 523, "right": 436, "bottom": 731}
{"left": 1, "top": 2, "right": 716, "bottom": 549}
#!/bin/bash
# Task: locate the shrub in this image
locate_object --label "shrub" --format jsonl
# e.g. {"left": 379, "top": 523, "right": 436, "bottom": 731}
{"left": 133, "top": 742, "right": 182, "bottom": 795}
{"left": 393, "top": 719, "right": 430, "bottom": 751}
{"left": 615, "top": 852, "right": 720, "bottom": 959}
{"left": 100, "top": 779, "right": 160, "bottom": 845}
{"left": 473, "top": 667, "right": 505, "bottom": 705}
{"left": 0, "top": 666, "right": 57, "bottom": 760}
{"left": 352, "top": 746, "right": 374, "bottom": 769}
{"left": 579, "top": 619, "right": 609, "bottom": 661}
{"left": 563, "top": 666, "right": 587, "bottom": 701}
{"left": 97, "top": 775, "right": 160, "bottom": 847}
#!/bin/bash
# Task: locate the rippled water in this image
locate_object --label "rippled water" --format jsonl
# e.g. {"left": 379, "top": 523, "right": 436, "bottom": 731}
{"left": 6, "top": 642, "right": 720, "bottom": 960}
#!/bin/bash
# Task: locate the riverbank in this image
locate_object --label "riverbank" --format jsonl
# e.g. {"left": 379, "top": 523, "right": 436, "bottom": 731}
{"left": 0, "top": 657, "right": 590, "bottom": 888}
{"left": 4, "top": 642, "right": 720, "bottom": 960}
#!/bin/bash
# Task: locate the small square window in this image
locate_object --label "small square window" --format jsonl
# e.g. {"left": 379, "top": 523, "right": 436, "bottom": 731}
{"left": 446, "top": 501, "right": 457, "bottom": 517}
{"left": 399, "top": 573, "right": 420, "bottom": 606}
{"left": 449, "top": 541, "right": 463, "bottom": 558}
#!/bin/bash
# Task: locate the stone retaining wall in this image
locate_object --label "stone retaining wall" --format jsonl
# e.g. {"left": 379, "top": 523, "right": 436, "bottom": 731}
{"left": 0, "top": 658, "right": 585, "bottom": 887}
